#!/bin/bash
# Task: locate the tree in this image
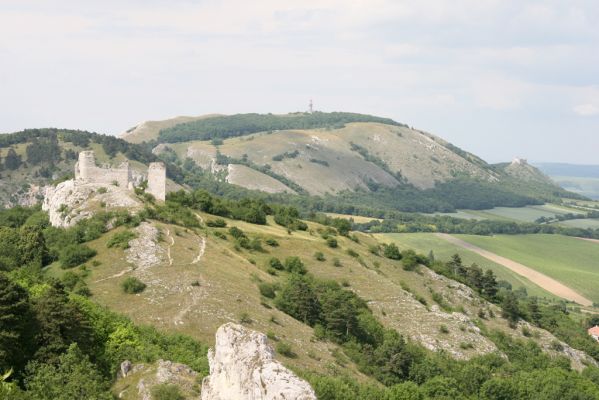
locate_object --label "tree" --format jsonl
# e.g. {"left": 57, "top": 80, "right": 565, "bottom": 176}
{"left": 383, "top": 243, "right": 402, "bottom": 260}
{"left": 501, "top": 292, "right": 521, "bottom": 327}
{"left": 4, "top": 148, "right": 22, "bottom": 170}
{"left": 31, "top": 283, "right": 93, "bottom": 363}
{"left": 24, "top": 343, "right": 111, "bottom": 400}
{"left": 0, "top": 274, "right": 33, "bottom": 374}
{"left": 528, "top": 297, "right": 542, "bottom": 325}
{"left": 275, "top": 274, "right": 320, "bottom": 325}
{"left": 481, "top": 269, "right": 498, "bottom": 299}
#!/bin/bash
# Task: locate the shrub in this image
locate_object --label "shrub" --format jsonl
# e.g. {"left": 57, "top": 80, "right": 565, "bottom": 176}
{"left": 151, "top": 384, "right": 185, "bottom": 400}
{"left": 249, "top": 238, "right": 263, "bottom": 252}
{"left": 333, "top": 258, "right": 342, "bottom": 267}
{"left": 121, "top": 277, "right": 147, "bottom": 294}
{"left": 97, "top": 187, "right": 107, "bottom": 194}
{"left": 314, "top": 251, "right": 326, "bottom": 261}
{"left": 439, "top": 325, "right": 449, "bottom": 334}
{"left": 346, "top": 249, "right": 359, "bottom": 258}
{"left": 106, "top": 230, "right": 137, "bottom": 249}
{"left": 259, "top": 282, "right": 277, "bottom": 299}
{"left": 213, "top": 231, "right": 227, "bottom": 240}
{"left": 383, "top": 243, "right": 401, "bottom": 260}
{"left": 401, "top": 249, "right": 419, "bottom": 271}
{"left": 284, "top": 256, "right": 307, "bottom": 274}
{"left": 228, "top": 226, "right": 246, "bottom": 239}
{"left": 206, "top": 218, "right": 227, "bottom": 228}
{"left": 59, "top": 244, "right": 97, "bottom": 269}
{"left": 276, "top": 342, "right": 296, "bottom": 358}
{"left": 326, "top": 237, "right": 338, "bottom": 248}
{"left": 265, "top": 238, "right": 279, "bottom": 247}
{"left": 239, "top": 312, "right": 252, "bottom": 324}
{"left": 268, "top": 257, "right": 284, "bottom": 271}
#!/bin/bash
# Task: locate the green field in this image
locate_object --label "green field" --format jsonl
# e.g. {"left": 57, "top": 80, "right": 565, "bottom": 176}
{"left": 455, "top": 234, "right": 599, "bottom": 304}
{"left": 376, "top": 232, "right": 556, "bottom": 299}
{"left": 556, "top": 219, "right": 599, "bottom": 229}
{"left": 432, "top": 203, "right": 584, "bottom": 223}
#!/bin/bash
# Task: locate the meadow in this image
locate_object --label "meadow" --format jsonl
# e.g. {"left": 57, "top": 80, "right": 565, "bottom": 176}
{"left": 375, "top": 232, "right": 555, "bottom": 300}
{"left": 455, "top": 234, "right": 599, "bottom": 304}
{"left": 434, "top": 203, "right": 584, "bottom": 223}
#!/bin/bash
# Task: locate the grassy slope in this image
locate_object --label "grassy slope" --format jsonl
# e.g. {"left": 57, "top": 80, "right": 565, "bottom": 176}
{"left": 47, "top": 213, "right": 589, "bottom": 381}
{"left": 159, "top": 122, "right": 494, "bottom": 195}
{"left": 376, "top": 233, "right": 556, "bottom": 300}
{"left": 455, "top": 234, "right": 599, "bottom": 304}
{"left": 120, "top": 114, "right": 221, "bottom": 144}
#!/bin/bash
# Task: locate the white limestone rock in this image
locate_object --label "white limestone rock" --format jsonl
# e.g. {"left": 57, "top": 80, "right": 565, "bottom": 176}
{"left": 201, "top": 323, "right": 316, "bottom": 400}
{"left": 42, "top": 179, "right": 142, "bottom": 227}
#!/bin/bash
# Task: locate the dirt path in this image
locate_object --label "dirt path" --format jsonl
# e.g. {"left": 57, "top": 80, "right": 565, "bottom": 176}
{"left": 193, "top": 236, "right": 206, "bottom": 264}
{"left": 435, "top": 233, "right": 593, "bottom": 306}
{"left": 174, "top": 233, "right": 207, "bottom": 326}
{"left": 579, "top": 237, "right": 599, "bottom": 245}
{"left": 164, "top": 228, "right": 174, "bottom": 266}
{"left": 94, "top": 267, "right": 132, "bottom": 283}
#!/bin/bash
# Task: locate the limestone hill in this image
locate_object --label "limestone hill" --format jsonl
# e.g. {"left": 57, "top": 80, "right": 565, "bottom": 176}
{"left": 123, "top": 112, "right": 574, "bottom": 207}
{"left": 45, "top": 208, "right": 596, "bottom": 388}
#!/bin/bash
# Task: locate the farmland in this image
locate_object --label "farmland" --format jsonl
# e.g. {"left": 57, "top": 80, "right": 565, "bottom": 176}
{"left": 375, "top": 232, "right": 556, "bottom": 300}
{"left": 455, "top": 234, "right": 599, "bottom": 304}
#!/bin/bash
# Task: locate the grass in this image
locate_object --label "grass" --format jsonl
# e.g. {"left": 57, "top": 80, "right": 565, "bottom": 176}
{"left": 432, "top": 203, "right": 584, "bottom": 223}
{"left": 456, "top": 234, "right": 599, "bottom": 303}
{"left": 377, "top": 233, "right": 556, "bottom": 300}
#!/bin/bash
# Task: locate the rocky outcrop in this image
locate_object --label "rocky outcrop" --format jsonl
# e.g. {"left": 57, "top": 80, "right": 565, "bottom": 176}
{"left": 201, "top": 323, "right": 316, "bottom": 400}
{"left": 42, "top": 179, "right": 142, "bottom": 227}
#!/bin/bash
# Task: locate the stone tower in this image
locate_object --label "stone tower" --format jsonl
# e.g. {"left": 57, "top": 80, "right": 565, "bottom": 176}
{"left": 147, "top": 162, "right": 166, "bottom": 201}
{"left": 75, "top": 151, "right": 96, "bottom": 182}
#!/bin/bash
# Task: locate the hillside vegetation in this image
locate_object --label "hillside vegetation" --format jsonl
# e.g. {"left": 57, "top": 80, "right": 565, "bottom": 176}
{"left": 4, "top": 189, "right": 599, "bottom": 398}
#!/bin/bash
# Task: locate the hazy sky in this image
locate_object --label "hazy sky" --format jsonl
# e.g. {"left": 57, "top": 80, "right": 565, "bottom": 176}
{"left": 1, "top": 1, "right": 598, "bottom": 163}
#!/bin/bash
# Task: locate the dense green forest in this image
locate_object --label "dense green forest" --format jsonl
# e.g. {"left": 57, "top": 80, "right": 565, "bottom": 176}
{"left": 157, "top": 112, "right": 404, "bottom": 143}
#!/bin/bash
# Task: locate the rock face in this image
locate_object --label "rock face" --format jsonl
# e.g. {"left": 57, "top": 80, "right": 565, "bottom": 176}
{"left": 201, "top": 323, "right": 316, "bottom": 400}
{"left": 42, "top": 179, "right": 142, "bottom": 227}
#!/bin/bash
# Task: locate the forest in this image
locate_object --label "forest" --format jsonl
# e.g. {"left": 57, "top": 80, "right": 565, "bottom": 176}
{"left": 157, "top": 112, "right": 404, "bottom": 143}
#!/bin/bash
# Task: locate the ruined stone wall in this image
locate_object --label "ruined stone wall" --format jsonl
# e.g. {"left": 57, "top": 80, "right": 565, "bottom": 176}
{"left": 147, "top": 162, "right": 166, "bottom": 201}
{"left": 73, "top": 150, "right": 165, "bottom": 200}
{"left": 75, "top": 150, "right": 131, "bottom": 188}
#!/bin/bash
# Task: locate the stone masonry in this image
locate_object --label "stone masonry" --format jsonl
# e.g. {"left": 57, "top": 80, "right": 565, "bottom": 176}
{"left": 74, "top": 150, "right": 166, "bottom": 200}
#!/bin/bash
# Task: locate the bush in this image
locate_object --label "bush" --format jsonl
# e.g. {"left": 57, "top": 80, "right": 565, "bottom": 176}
{"left": 228, "top": 226, "right": 246, "bottom": 239}
{"left": 151, "top": 384, "right": 185, "bottom": 400}
{"left": 346, "top": 249, "right": 359, "bottom": 258}
{"left": 265, "top": 238, "right": 279, "bottom": 247}
{"left": 326, "top": 237, "right": 338, "bottom": 248}
{"left": 106, "top": 230, "right": 136, "bottom": 249}
{"left": 268, "top": 257, "right": 284, "bottom": 271}
{"left": 206, "top": 218, "right": 227, "bottom": 228}
{"left": 383, "top": 243, "right": 401, "bottom": 260}
{"left": 59, "top": 244, "right": 97, "bottom": 269}
{"left": 276, "top": 342, "right": 296, "bottom": 358}
{"left": 259, "top": 282, "right": 277, "bottom": 299}
{"left": 314, "top": 251, "right": 326, "bottom": 261}
{"left": 121, "top": 277, "right": 147, "bottom": 294}
{"left": 284, "top": 256, "right": 307, "bottom": 274}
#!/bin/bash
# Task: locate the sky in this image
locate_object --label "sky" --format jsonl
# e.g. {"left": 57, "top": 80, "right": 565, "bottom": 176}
{"left": 1, "top": 1, "right": 598, "bottom": 164}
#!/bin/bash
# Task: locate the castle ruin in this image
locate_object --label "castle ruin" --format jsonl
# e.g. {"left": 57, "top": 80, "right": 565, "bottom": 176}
{"left": 74, "top": 150, "right": 166, "bottom": 201}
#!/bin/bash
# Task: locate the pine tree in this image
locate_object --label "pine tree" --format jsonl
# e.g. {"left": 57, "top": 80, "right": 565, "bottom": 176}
{"left": 0, "top": 273, "right": 33, "bottom": 374}
{"left": 4, "top": 148, "right": 22, "bottom": 170}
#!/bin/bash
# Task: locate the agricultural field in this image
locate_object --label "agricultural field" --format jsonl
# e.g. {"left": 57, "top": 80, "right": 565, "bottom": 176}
{"left": 375, "top": 232, "right": 556, "bottom": 300}
{"left": 455, "top": 234, "right": 599, "bottom": 304}
{"left": 555, "top": 218, "right": 599, "bottom": 229}
{"left": 325, "top": 212, "right": 382, "bottom": 223}
{"left": 436, "top": 203, "right": 584, "bottom": 223}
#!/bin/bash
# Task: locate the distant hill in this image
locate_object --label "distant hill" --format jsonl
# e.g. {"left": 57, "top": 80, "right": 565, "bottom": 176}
{"left": 535, "top": 163, "right": 599, "bottom": 178}
{"left": 123, "top": 112, "right": 578, "bottom": 211}
{"left": 536, "top": 162, "right": 599, "bottom": 200}
{"left": 0, "top": 113, "right": 580, "bottom": 212}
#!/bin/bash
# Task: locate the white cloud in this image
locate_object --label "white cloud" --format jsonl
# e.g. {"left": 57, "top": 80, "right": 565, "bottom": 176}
{"left": 573, "top": 103, "right": 599, "bottom": 116}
